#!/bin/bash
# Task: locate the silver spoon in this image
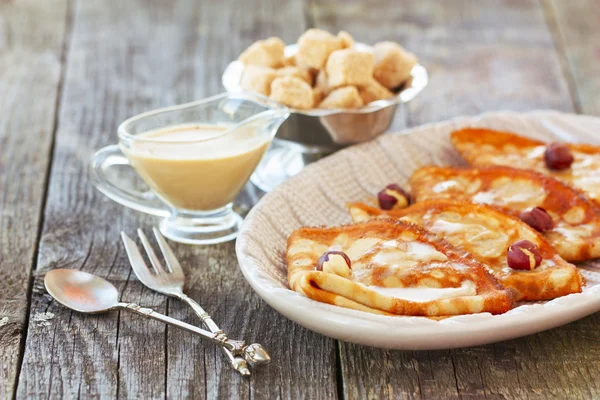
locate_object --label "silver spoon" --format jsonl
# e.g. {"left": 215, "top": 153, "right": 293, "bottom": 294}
{"left": 44, "top": 269, "right": 248, "bottom": 355}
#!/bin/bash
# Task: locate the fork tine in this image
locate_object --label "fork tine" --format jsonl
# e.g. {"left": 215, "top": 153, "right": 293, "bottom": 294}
{"left": 152, "top": 227, "right": 184, "bottom": 277}
{"left": 137, "top": 228, "right": 166, "bottom": 274}
{"left": 121, "top": 232, "right": 157, "bottom": 285}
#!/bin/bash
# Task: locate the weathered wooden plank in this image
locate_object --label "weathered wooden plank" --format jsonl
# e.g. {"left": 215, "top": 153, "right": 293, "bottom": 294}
{"left": 17, "top": 0, "right": 337, "bottom": 399}
{"left": 17, "top": 1, "right": 171, "bottom": 396}
{"left": 308, "top": 0, "right": 597, "bottom": 399}
{"left": 544, "top": 0, "right": 600, "bottom": 115}
{"left": 0, "top": 0, "right": 69, "bottom": 398}
{"left": 162, "top": 1, "right": 338, "bottom": 398}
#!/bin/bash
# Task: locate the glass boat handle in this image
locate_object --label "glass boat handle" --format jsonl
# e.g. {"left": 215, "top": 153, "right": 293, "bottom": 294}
{"left": 90, "top": 145, "right": 170, "bottom": 217}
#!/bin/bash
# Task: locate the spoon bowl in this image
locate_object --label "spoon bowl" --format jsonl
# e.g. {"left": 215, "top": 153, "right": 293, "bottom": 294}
{"left": 44, "top": 269, "right": 120, "bottom": 313}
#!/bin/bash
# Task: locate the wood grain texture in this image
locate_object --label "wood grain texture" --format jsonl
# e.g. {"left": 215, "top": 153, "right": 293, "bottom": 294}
{"left": 308, "top": 1, "right": 600, "bottom": 399}
{"left": 544, "top": 0, "right": 600, "bottom": 115}
{"left": 16, "top": 0, "right": 337, "bottom": 399}
{"left": 0, "top": 0, "right": 69, "bottom": 398}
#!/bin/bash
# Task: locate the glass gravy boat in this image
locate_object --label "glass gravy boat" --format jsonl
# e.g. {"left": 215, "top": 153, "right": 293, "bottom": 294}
{"left": 90, "top": 93, "right": 289, "bottom": 245}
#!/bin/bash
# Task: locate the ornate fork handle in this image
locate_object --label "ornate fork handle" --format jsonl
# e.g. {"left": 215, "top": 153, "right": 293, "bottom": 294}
{"left": 177, "top": 294, "right": 270, "bottom": 364}
{"left": 179, "top": 293, "right": 222, "bottom": 333}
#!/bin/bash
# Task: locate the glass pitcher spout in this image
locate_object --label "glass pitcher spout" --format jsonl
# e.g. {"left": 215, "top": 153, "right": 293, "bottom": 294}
{"left": 117, "top": 92, "right": 289, "bottom": 144}
{"left": 231, "top": 94, "right": 290, "bottom": 141}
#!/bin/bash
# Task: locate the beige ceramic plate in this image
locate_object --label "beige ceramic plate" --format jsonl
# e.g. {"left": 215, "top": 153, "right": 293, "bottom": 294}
{"left": 236, "top": 110, "right": 600, "bottom": 350}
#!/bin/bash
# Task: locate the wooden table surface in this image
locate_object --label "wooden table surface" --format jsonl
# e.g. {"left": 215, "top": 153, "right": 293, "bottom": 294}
{"left": 1, "top": 0, "right": 600, "bottom": 398}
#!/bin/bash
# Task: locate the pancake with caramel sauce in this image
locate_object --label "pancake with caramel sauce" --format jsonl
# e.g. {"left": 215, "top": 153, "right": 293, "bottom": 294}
{"left": 410, "top": 166, "right": 600, "bottom": 262}
{"left": 287, "top": 219, "right": 514, "bottom": 316}
{"left": 347, "top": 200, "right": 583, "bottom": 300}
{"left": 451, "top": 128, "right": 600, "bottom": 205}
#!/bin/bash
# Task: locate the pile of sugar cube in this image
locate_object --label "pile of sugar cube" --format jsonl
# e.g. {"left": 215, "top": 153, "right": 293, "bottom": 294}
{"left": 238, "top": 29, "right": 418, "bottom": 110}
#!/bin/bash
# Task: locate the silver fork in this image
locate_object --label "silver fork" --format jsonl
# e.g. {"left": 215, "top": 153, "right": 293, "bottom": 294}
{"left": 120, "top": 228, "right": 270, "bottom": 376}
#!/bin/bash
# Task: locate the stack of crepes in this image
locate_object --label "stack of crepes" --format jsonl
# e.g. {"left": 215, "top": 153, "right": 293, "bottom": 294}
{"left": 287, "top": 129, "right": 600, "bottom": 317}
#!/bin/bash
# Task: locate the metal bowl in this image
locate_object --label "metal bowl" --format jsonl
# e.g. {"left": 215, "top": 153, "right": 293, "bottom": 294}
{"left": 222, "top": 43, "right": 428, "bottom": 153}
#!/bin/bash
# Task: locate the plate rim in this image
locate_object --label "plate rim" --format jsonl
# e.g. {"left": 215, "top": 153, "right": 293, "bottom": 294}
{"left": 236, "top": 109, "right": 600, "bottom": 350}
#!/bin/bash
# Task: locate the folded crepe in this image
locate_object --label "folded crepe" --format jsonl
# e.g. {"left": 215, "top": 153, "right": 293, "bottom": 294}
{"left": 410, "top": 166, "right": 600, "bottom": 262}
{"left": 347, "top": 200, "right": 583, "bottom": 300}
{"left": 287, "top": 219, "right": 514, "bottom": 316}
{"left": 451, "top": 128, "right": 600, "bottom": 205}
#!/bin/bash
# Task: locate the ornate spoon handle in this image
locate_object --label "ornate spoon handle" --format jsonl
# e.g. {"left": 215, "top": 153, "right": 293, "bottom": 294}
{"left": 117, "top": 302, "right": 247, "bottom": 354}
